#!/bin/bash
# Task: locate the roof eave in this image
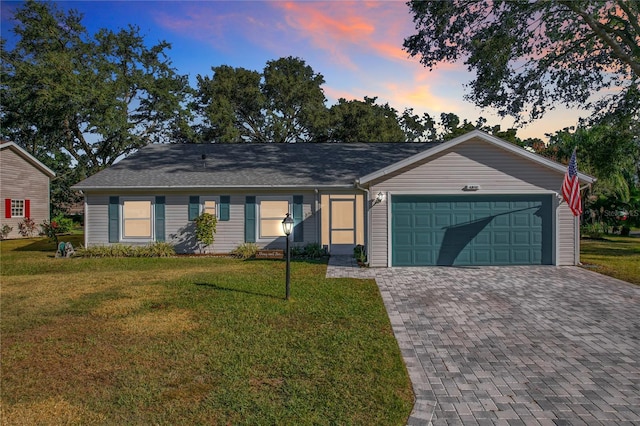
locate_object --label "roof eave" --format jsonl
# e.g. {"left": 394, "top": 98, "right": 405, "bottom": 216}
{"left": 71, "top": 184, "right": 358, "bottom": 192}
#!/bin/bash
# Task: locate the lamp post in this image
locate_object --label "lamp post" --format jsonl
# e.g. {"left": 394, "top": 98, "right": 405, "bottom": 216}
{"left": 282, "top": 213, "right": 294, "bottom": 301}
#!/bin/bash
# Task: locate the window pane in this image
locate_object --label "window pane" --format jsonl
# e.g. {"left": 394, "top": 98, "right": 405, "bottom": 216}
{"left": 332, "top": 230, "right": 355, "bottom": 244}
{"left": 124, "top": 220, "right": 151, "bottom": 237}
{"left": 260, "top": 219, "right": 286, "bottom": 238}
{"left": 11, "top": 200, "right": 24, "bottom": 217}
{"left": 332, "top": 200, "right": 355, "bottom": 228}
{"left": 261, "top": 200, "right": 289, "bottom": 219}
{"left": 123, "top": 201, "right": 151, "bottom": 238}
{"left": 124, "top": 201, "right": 151, "bottom": 219}
{"left": 204, "top": 200, "right": 216, "bottom": 216}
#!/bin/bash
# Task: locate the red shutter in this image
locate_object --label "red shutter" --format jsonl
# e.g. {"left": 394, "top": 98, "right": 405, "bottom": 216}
{"left": 25, "top": 199, "right": 31, "bottom": 218}
{"left": 4, "top": 199, "right": 11, "bottom": 218}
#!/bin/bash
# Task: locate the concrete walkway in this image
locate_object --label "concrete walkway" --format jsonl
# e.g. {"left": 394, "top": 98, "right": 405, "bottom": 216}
{"left": 327, "top": 257, "right": 640, "bottom": 425}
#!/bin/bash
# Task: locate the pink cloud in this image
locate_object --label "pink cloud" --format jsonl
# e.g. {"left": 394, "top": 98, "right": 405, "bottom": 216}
{"left": 153, "top": 6, "right": 245, "bottom": 52}
{"left": 271, "top": 1, "right": 419, "bottom": 69}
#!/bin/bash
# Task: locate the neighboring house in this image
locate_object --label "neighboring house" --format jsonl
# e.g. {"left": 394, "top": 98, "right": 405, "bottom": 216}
{"left": 72, "top": 130, "right": 595, "bottom": 266}
{"left": 1, "top": 142, "right": 55, "bottom": 239}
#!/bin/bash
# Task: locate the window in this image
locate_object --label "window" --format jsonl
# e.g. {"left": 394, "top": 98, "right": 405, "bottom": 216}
{"left": 123, "top": 200, "right": 152, "bottom": 238}
{"left": 11, "top": 200, "right": 24, "bottom": 218}
{"left": 259, "top": 199, "right": 289, "bottom": 238}
{"left": 203, "top": 200, "right": 217, "bottom": 217}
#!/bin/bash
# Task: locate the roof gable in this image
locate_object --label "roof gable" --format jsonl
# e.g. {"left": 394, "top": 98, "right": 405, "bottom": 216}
{"left": 0, "top": 142, "right": 56, "bottom": 178}
{"left": 358, "top": 130, "right": 595, "bottom": 185}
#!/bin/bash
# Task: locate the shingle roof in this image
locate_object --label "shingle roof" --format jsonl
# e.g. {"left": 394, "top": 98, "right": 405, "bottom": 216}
{"left": 73, "top": 142, "right": 442, "bottom": 190}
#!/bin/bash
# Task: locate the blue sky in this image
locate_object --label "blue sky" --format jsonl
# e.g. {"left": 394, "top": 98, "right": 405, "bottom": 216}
{"left": 1, "top": 0, "right": 588, "bottom": 140}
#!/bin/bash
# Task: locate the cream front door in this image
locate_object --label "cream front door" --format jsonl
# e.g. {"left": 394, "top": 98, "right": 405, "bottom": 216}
{"left": 329, "top": 199, "right": 356, "bottom": 255}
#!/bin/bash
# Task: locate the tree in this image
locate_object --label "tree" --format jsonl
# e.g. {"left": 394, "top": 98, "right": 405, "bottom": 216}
{"left": 1, "top": 1, "right": 192, "bottom": 212}
{"left": 404, "top": 0, "right": 640, "bottom": 122}
{"left": 399, "top": 108, "right": 438, "bottom": 142}
{"left": 329, "top": 97, "right": 405, "bottom": 142}
{"left": 195, "top": 57, "right": 329, "bottom": 143}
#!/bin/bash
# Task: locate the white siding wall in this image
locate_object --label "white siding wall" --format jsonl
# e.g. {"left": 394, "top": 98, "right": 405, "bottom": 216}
{"left": 0, "top": 148, "right": 51, "bottom": 239}
{"left": 368, "top": 138, "right": 575, "bottom": 267}
{"left": 84, "top": 191, "right": 318, "bottom": 254}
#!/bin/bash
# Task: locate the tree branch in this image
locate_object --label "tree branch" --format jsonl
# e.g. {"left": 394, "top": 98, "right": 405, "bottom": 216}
{"left": 560, "top": 0, "right": 640, "bottom": 78}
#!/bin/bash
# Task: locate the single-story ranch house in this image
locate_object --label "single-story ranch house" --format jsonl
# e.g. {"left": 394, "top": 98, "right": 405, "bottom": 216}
{"left": 1, "top": 141, "right": 55, "bottom": 239}
{"left": 72, "top": 130, "right": 594, "bottom": 267}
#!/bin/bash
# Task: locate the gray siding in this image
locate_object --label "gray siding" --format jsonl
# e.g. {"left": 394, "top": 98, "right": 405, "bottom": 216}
{"left": 85, "top": 194, "right": 110, "bottom": 246}
{"left": 558, "top": 203, "right": 578, "bottom": 266}
{"left": 0, "top": 148, "right": 51, "bottom": 239}
{"left": 84, "top": 191, "right": 318, "bottom": 254}
{"left": 368, "top": 138, "right": 575, "bottom": 267}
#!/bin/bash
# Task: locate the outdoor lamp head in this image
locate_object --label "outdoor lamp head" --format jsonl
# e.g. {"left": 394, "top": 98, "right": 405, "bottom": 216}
{"left": 282, "top": 212, "right": 294, "bottom": 236}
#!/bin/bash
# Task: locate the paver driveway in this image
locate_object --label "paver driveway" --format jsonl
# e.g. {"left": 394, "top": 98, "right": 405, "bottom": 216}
{"left": 327, "top": 260, "right": 640, "bottom": 425}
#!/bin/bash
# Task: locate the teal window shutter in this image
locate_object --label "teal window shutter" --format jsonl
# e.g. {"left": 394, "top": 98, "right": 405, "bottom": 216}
{"left": 108, "top": 196, "right": 119, "bottom": 243}
{"left": 220, "top": 196, "right": 230, "bottom": 221}
{"left": 245, "top": 196, "right": 256, "bottom": 243}
{"left": 155, "top": 196, "right": 165, "bottom": 242}
{"left": 293, "top": 195, "right": 303, "bottom": 242}
{"left": 188, "top": 196, "right": 199, "bottom": 221}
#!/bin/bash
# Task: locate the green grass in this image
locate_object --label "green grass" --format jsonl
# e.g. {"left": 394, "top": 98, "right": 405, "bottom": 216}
{"left": 581, "top": 234, "right": 640, "bottom": 285}
{"left": 1, "top": 237, "right": 413, "bottom": 425}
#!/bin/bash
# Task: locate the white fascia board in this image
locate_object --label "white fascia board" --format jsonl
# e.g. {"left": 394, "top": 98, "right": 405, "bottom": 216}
{"left": 357, "top": 130, "right": 596, "bottom": 185}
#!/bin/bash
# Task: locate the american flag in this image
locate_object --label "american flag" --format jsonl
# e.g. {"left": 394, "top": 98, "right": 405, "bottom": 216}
{"left": 562, "top": 149, "right": 582, "bottom": 217}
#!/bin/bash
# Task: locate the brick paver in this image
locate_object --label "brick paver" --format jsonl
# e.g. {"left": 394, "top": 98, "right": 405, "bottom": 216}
{"left": 327, "top": 258, "right": 640, "bottom": 425}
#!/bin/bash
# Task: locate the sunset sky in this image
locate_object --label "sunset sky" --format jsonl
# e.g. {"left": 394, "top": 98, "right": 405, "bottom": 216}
{"left": 1, "top": 0, "right": 589, "bottom": 141}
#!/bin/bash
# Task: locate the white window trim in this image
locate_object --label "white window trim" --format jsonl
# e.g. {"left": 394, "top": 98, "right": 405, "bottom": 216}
{"left": 11, "top": 199, "right": 25, "bottom": 218}
{"left": 120, "top": 196, "right": 155, "bottom": 242}
{"left": 200, "top": 196, "right": 220, "bottom": 218}
{"left": 256, "top": 196, "right": 292, "bottom": 242}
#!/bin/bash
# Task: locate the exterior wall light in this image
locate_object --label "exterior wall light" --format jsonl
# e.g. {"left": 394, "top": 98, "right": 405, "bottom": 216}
{"left": 373, "top": 191, "right": 385, "bottom": 205}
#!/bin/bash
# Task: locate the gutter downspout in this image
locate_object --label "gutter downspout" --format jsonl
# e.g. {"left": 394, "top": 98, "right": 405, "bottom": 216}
{"left": 354, "top": 180, "right": 370, "bottom": 263}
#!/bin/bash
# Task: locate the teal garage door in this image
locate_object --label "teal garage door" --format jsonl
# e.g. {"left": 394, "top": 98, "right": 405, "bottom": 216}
{"left": 392, "top": 195, "right": 553, "bottom": 266}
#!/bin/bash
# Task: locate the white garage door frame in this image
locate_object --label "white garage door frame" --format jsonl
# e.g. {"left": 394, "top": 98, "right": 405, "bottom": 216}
{"left": 385, "top": 190, "right": 561, "bottom": 267}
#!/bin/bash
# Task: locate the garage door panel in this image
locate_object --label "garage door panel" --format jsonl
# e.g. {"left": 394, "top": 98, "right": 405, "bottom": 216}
{"left": 392, "top": 195, "right": 552, "bottom": 266}
{"left": 512, "top": 231, "right": 531, "bottom": 245}
{"left": 493, "top": 214, "right": 510, "bottom": 227}
{"left": 492, "top": 231, "right": 510, "bottom": 245}
{"left": 414, "top": 213, "right": 431, "bottom": 227}
{"left": 474, "top": 232, "right": 491, "bottom": 245}
{"left": 473, "top": 250, "right": 491, "bottom": 264}
{"left": 512, "top": 213, "right": 532, "bottom": 227}
{"left": 414, "top": 231, "right": 432, "bottom": 246}
{"left": 493, "top": 249, "right": 511, "bottom": 264}
{"left": 434, "top": 214, "right": 451, "bottom": 227}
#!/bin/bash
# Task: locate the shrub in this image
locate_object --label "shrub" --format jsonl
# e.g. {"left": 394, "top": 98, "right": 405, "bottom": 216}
{"left": 40, "top": 220, "right": 60, "bottom": 244}
{"left": 79, "top": 242, "right": 175, "bottom": 258}
{"left": 51, "top": 214, "right": 74, "bottom": 234}
{"left": 231, "top": 242, "right": 259, "bottom": 259}
{"left": 17, "top": 217, "right": 37, "bottom": 237}
{"left": 354, "top": 244, "right": 367, "bottom": 263}
{"left": 0, "top": 224, "right": 13, "bottom": 240}
{"left": 131, "top": 242, "right": 176, "bottom": 257}
{"left": 290, "top": 245, "right": 306, "bottom": 257}
{"left": 581, "top": 223, "right": 603, "bottom": 239}
{"left": 194, "top": 212, "right": 217, "bottom": 249}
{"left": 303, "top": 243, "right": 325, "bottom": 259}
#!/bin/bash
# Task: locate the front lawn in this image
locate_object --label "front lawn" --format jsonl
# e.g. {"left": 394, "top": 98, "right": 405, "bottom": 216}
{"left": 580, "top": 234, "right": 640, "bottom": 285}
{"left": 0, "top": 237, "right": 413, "bottom": 425}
